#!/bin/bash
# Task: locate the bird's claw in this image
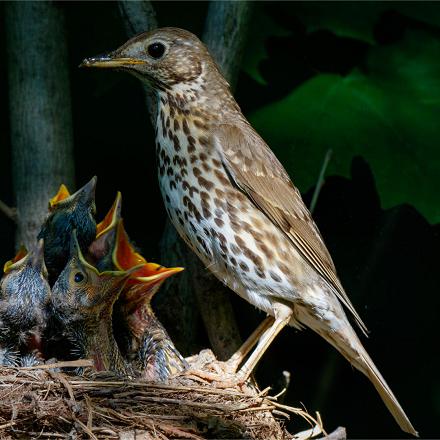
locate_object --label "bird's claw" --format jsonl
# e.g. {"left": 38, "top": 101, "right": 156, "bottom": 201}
{"left": 177, "top": 368, "right": 247, "bottom": 390}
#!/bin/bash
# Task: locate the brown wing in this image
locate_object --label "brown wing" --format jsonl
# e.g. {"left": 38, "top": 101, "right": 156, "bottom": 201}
{"left": 214, "top": 123, "right": 368, "bottom": 335}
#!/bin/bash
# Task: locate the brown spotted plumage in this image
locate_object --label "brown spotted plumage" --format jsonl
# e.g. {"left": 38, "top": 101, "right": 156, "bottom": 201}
{"left": 82, "top": 27, "right": 417, "bottom": 436}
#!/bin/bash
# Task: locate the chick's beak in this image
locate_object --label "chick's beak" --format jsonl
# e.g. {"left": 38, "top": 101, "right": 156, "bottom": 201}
{"left": 120, "top": 266, "right": 183, "bottom": 309}
{"left": 30, "top": 239, "right": 48, "bottom": 277}
{"left": 96, "top": 192, "right": 122, "bottom": 238}
{"left": 113, "top": 220, "right": 183, "bottom": 285}
{"left": 49, "top": 184, "right": 71, "bottom": 208}
{"left": 135, "top": 264, "right": 184, "bottom": 284}
{"left": 80, "top": 176, "right": 97, "bottom": 200}
{"left": 80, "top": 53, "right": 144, "bottom": 69}
{"left": 70, "top": 176, "right": 97, "bottom": 210}
{"left": 3, "top": 246, "right": 28, "bottom": 274}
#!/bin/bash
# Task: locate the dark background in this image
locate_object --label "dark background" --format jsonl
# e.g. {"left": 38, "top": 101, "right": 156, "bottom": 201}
{"left": 0, "top": 2, "right": 439, "bottom": 438}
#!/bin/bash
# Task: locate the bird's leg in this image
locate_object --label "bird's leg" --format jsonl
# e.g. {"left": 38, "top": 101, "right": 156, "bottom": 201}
{"left": 235, "top": 314, "right": 291, "bottom": 383}
{"left": 182, "top": 308, "right": 289, "bottom": 386}
{"left": 182, "top": 314, "right": 290, "bottom": 388}
{"left": 226, "top": 316, "right": 274, "bottom": 373}
{"left": 184, "top": 317, "right": 274, "bottom": 382}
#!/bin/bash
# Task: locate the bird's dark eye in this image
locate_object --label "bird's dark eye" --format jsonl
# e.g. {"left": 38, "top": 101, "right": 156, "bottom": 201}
{"left": 74, "top": 272, "right": 84, "bottom": 283}
{"left": 148, "top": 42, "right": 165, "bottom": 59}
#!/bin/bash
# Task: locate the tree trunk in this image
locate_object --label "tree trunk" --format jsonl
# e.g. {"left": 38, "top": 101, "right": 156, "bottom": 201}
{"left": 117, "top": 0, "right": 253, "bottom": 359}
{"left": 5, "top": 1, "right": 75, "bottom": 250}
{"left": 189, "top": 0, "right": 254, "bottom": 359}
{"left": 159, "top": 1, "right": 254, "bottom": 359}
{"left": 117, "top": 0, "right": 158, "bottom": 124}
{"left": 203, "top": 1, "right": 252, "bottom": 88}
{"left": 117, "top": 1, "right": 200, "bottom": 355}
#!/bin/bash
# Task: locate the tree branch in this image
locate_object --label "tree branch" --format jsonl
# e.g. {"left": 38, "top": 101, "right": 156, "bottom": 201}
{"left": 310, "top": 149, "right": 332, "bottom": 214}
{"left": 188, "top": 0, "right": 254, "bottom": 359}
{"left": 118, "top": 0, "right": 157, "bottom": 38}
{"left": 0, "top": 200, "right": 17, "bottom": 223}
{"left": 203, "top": 0, "right": 253, "bottom": 89}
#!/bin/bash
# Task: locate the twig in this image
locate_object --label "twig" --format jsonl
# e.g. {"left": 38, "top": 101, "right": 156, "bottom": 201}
{"left": 20, "top": 359, "right": 93, "bottom": 370}
{"left": 46, "top": 369, "right": 75, "bottom": 403}
{"left": 157, "top": 423, "right": 204, "bottom": 440}
{"left": 118, "top": 395, "right": 247, "bottom": 412}
{"left": 8, "top": 430, "right": 66, "bottom": 438}
{"left": 0, "top": 199, "right": 17, "bottom": 223}
{"left": 73, "top": 417, "right": 98, "bottom": 440}
{"left": 310, "top": 149, "right": 333, "bottom": 214}
{"left": 0, "top": 421, "right": 16, "bottom": 430}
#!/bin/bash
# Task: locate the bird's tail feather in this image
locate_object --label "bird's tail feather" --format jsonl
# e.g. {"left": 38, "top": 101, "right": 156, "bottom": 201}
{"left": 318, "top": 324, "right": 418, "bottom": 437}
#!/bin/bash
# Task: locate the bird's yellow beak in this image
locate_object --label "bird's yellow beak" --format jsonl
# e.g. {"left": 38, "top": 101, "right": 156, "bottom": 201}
{"left": 49, "top": 184, "right": 71, "bottom": 208}
{"left": 80, "top": 55, "right": 144, "bottom": 69}
{"left": 135, "top": 264, "right": 184, "bottom": 284}
{"left": 3, "top": 246, "right": 28, "bottom": 274}
{"left": 113, "top": 220, "right": 184, "bottom": 284}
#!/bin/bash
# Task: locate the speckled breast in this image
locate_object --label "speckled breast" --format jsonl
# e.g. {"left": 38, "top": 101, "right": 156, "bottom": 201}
{"left": 155, "top": 100, "right": 303, "bottom": 314}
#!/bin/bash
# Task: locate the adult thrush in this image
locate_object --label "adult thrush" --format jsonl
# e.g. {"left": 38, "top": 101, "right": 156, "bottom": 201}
{"left": 82, "top": 28, "right": 416, "bottom": 435}
{"left": 38, "top": 177, "right": 97, "bottom": 284}
{"left": 0, "top": 240, "right": 50, "bottom": 364}
{"left": 51, "top": 230, "right": 138, "bottom": 375}
{"left": 112, "top": 220, "right": 186, "bottom": 381}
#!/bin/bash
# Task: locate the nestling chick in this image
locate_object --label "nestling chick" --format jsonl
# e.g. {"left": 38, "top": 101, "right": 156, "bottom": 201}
{"left": 0, "top": 240, "right": 50, "bottom": 364}
{"left": 51, "top": 230, "right": 140, "bottom": 375}
{"left": 112, "top": 221, "right": 187, "bottom": 381}
{"left": 38, "top": 177, "right": 97, "bottom": 284}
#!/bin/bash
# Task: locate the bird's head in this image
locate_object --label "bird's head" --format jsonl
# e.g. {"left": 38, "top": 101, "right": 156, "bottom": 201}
{"left": 2, "top": 239, "right": 50, "bottom": 304}
{"left": 81, "top": 27, "right": 221, "bottom": 92}
{"left": 51, "top": 230, "right": 142, "bottom": 323}
{"left": 0, "top": 239, "right": 50, "bottom": 339}
{"left": 41, "top": 177, "right": 98, "bottom": 251}
{"left": 49, "top": 176, "right": 97, "bottom": 228}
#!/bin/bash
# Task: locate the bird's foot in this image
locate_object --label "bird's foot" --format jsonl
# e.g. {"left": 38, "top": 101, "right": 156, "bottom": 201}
{"left": 177, "top": 349, "right": 252, "bottom": 391}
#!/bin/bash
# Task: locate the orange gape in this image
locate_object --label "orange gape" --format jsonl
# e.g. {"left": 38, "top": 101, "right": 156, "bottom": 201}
{"left": 3, "top": 246, "right": 28, "bottom": 273}
{"left": 49, "top": 184, "right": 71, "bottom": 208}
{"left": 114, "top": 220, "right": 183, "bottom": 287}
{"left": 96, "top": 192, "right": 122, "bottom": 238}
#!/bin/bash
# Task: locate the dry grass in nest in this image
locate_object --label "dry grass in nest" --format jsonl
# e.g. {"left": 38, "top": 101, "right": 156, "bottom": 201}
{"left": 0, "top": 355, "right": 341, "bottom": 440}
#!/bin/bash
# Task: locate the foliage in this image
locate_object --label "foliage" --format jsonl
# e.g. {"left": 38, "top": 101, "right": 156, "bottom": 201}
{"left": 242, "top": 3, "right": 440, "bottom": 223}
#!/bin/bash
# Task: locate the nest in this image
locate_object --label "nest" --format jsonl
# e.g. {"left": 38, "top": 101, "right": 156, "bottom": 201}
{"left": 0, "top": 352, "right": 334, "bottom": 440}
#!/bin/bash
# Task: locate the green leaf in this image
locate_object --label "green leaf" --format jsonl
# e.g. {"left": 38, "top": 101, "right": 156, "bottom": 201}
{"left": 241, "top": 3, "right": 290, "bottom": 85}
{"left": 248, "top": 30, "right": 440, "bottom": 223}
